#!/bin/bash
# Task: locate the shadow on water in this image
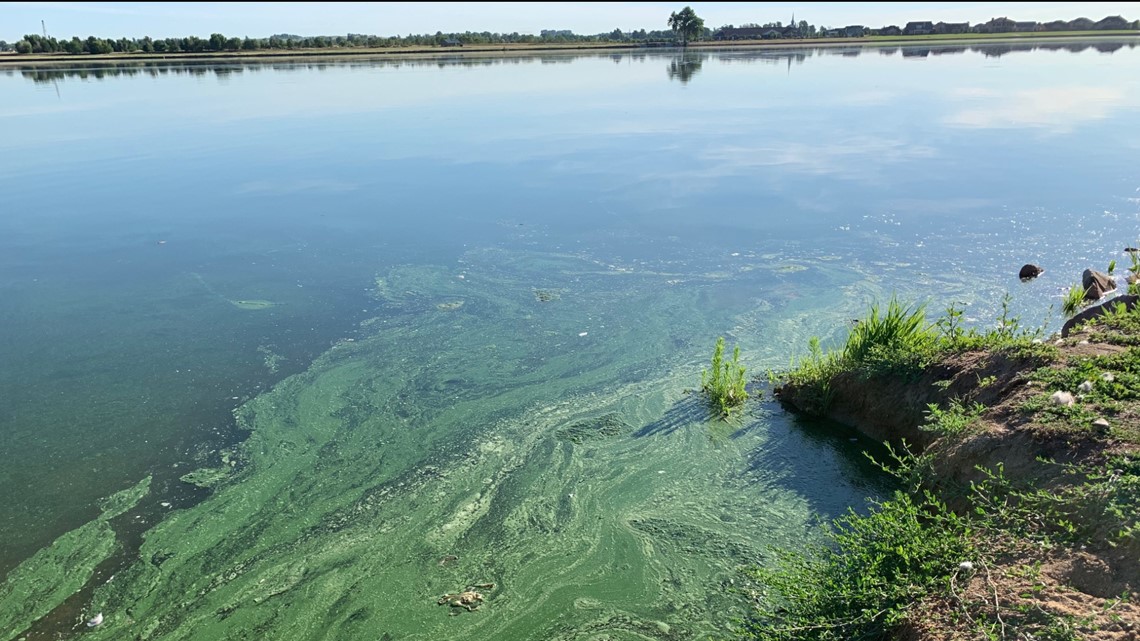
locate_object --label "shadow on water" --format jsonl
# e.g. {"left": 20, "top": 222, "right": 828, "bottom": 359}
{"left": 741, "top": 407, "right": 896, "bottom": 518}
{"left": 634, "top": 393, "right": 715, "bottom": 437}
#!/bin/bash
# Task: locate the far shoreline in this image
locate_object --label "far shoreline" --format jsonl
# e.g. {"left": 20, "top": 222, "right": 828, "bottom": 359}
{"left": 1, "top": 30, "right": 1137, "bottom": 67}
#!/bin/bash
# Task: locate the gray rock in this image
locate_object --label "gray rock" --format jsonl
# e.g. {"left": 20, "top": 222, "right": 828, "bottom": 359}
{"left": 1051, "top": 391, "right": 1075, "bottom": 406}
{"left": 1082, "top": 269, "right": 1116, "bottom": 301}
{"left": 1019, "top": 264, "right": 1044, "bottom": 280}
{"left": 1092, "top": 418, "right": 1110, "bottom": 429}
{"left": 1061, "top": 295, "right": 1139, "bottom": 337}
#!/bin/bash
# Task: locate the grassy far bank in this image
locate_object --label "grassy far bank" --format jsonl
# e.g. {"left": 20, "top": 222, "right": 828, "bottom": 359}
{"left": 751, "top": 295, "right": 1140, "bottom": 640}
{"left": 0, "top": 30, "right": 1136, "bottom": 66}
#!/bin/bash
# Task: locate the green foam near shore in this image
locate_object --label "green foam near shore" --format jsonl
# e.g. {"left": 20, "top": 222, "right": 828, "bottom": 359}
{"left": 0, "top": 476, "right": 150, "bottom": 640}
{"left": 16, "top": 247, "right": 898, "bottom": 640}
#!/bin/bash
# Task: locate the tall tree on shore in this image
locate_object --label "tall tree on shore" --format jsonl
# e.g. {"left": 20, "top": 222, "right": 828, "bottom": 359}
{"left": 668, "top": 6, "right": 705, "bottom": 45}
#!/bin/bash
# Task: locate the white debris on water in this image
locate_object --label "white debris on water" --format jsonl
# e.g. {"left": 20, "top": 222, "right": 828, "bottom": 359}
{"left": 86, "top": 613, "right": 104, "bottom": 627}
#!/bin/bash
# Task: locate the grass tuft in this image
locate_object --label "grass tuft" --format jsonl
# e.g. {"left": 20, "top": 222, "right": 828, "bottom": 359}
{"left": 701, "top": 336, "right": 748, "bottom": 417}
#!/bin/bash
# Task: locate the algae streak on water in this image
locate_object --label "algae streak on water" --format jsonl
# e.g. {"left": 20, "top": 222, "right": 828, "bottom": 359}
{"left": 50, "top": 248, "right": 883, "bottom": 640}
{"left": 0, "top": 476, "right": 150, "bottom": 639}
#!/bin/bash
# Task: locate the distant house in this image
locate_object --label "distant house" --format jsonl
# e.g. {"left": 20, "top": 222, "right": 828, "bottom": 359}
{"left": 1014, "top": 21, "right": 1040, "bottom": 32}
{"left": 903, "top": 21, "right": 934, "bottom": 35}
{"left": 933, "top": 22, "right": 970, "bottom": 34}
{"left": 441, "top": 38, "right": 463, "bottom": 47}
{"left": 762, "top": 28, "right": 783, "bottom": 39}
{"left": 1040, "top": 20, "right": 1070, "bottom": 31}
{"left": 824, "top": 28, "right": 843, "bottom": 37}
{"left": 975, "top": 17, "right": 1016, "bottom": 33}
{"left": 1067, "top": 17, "right": 1095, "bottom": 30}
{"left": 713, "top": 27, "right": 766, "bottom": 40}
{"left": 843, "top": 25, "right": 866, "bottom": 37}
{"left": 878, "top": 25, "right": 903, "bottom": 36}
{"left": 1094, "top": 15, "right": 1132, "bottom": 30}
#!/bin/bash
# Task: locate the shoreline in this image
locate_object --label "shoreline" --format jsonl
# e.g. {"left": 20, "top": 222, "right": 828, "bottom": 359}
{"left": 1, "top": 31, "right": 1137, "bottom": 67}
{"left": 762, "top": 294, "right": 1140, "bottom": 639}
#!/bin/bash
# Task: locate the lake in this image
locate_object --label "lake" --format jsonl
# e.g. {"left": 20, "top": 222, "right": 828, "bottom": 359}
{"left": 1, "top": 39, "right": 1139, "bottom": 640}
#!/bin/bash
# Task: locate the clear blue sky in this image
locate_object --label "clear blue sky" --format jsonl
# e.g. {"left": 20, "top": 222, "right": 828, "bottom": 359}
{"left": 2, "top": 2, "right": 1136, "bottom": 42}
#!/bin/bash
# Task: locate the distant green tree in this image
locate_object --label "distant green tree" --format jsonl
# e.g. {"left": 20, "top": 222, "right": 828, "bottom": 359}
{"left": 15, "top": 39, "right": 32, "bottom": 54}
{"left": 668, "top": 6, "right": 705, "bottom": 45}
{"left": 208, "top": 33, "right": 226, "bottom": 51}
{"left": 0, "top": 40, "right": 9, "bottom": 52}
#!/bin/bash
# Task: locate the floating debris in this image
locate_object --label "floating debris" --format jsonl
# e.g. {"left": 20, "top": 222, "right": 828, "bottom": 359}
{"left": 86, "top": 612, "right": 104, "bottom": 627}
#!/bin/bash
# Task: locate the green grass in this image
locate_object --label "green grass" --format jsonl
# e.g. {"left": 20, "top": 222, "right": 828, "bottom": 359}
{"left": 783, "top": 296, "right": 1054, "bottom": 412}
{"left": 1062, "top": 283, "right": 1088, "bottom": 316}
{"left": 701, "top": 336, "right": 748, "bottom": 417}
{"left": 739, "top": 447, "right": 1140, "bottom": 641}
{"left": 1020, "top": 344, "right": 1140, "bottom": 443}
{"left": 741, "top": 487, "right": 973, "bottom": 641}
{"left": 921, "top": 399, "right": 986, "bottom": 437}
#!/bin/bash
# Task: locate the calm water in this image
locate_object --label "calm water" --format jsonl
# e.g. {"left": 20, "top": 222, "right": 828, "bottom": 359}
{"left": 1, "top": 40, "right": 1139, "bottom": 639}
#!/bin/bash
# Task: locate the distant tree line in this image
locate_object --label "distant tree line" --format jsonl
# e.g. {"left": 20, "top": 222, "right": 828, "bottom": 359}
{"left": 3, "top": 28, "right": 697, "bottom": 56}
{"left": 2, "top": 11, "right": 1134, "bottom": 56}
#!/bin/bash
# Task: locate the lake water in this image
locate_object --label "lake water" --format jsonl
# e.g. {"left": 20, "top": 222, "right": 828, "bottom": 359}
{"left": 1, "top": 40, "right": 1139, "bottom": 640}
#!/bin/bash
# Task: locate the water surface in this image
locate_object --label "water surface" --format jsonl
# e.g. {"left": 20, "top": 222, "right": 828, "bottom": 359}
{"left": 1, "top": 40, "right": 1139, "bottom": 639}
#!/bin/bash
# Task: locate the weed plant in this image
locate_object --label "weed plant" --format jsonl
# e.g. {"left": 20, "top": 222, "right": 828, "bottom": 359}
{"left": 1062, "top": 284, "right": 1087, "bottom": 316}
{"left": 784, "top": 296, "right": 1052, "bottom": 413}
{"left": 739, "top": 445, "right": 1139, "bottom": 641}
{"left": 701, "top": 336, "right": 748, "bottom": 417}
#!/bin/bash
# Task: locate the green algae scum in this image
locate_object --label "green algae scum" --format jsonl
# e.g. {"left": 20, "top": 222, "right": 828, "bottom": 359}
{"left": 2, "top": 248, "right": 889, "bottom": 640}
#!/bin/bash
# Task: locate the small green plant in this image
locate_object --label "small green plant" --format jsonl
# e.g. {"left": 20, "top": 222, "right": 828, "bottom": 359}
{"left": 922, "top": 399, "right": 986, "bottom": 436}
{"left": 701, "top": 336, "right": 748, "bottom": 417}
{"left": 1062, "top": 283, "right": 1086, "bottom": 316}
{"left": 1108, "top": 259, "right": 1117, "bottom": 275}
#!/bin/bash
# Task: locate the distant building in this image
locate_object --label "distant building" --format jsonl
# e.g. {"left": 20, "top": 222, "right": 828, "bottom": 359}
{"left": 843, "top": 25, "right": 866, "bottom": 37}
{"left": 878, "top": 25, "right": 903, "bottom": 36}
{"left": 1067, "top": 17, "right": 1095, "bottom": 30}
{"left": 903, "top": 21, "right": 934, "bottom": 35}
{"left": 1014, "top": 21, "right": 1040, "bottom": 32}
{"left": 975, "top": 17, "right": 1016, "bottom": 33}
{"left": 441, "top": 38, "right": 462, "bottom": 47}
{"left": 933, "top": 22, "right": 970, "bottom": 34}
{"left": 712, "top": 26, "right": 767, "bottom": 40}
{"left": 1040, "top": 20, "right": 1070, "bottom": 31}
{"left": 1094, "top": 15, "right": 1132, "bottom": 30}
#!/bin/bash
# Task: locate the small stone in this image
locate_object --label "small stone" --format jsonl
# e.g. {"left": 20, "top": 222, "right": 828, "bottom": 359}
{"left": 1032, "top": 338, "right": 1043, "bottom": 344}
{"left": 1092, "top": 418, "right": 1110, "bottom": 429}
{"left": 1079, "top": 340, "right": 1089, "bottom": 345}
{"left": 1102, "top": 372, "right": 1116, "bottom": 382}
{"left": 1051, "top": 391, "right": 1075, "bottom": 406}
{"left": 86, "top": 613, "right": 104, "bottom": 627}
{"left": 1054, "top": 339, "right": 1064, "bottom": 346}
{"left": 1078, "top": 381, "right": 1094, "bottom": 393}
{"left": 958, "top": 561, "right": 974, "bottom": 572}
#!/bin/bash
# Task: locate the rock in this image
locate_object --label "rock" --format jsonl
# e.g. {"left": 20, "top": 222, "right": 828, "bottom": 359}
{"left": 1051, "top": 391, "right": 1075, "bottom": 406}
{"left": 1092, "top": 418, "right": 1110, "bottom": 429}
{"left": 1081, "top": 269, "right": 1116, "bottom": 301}
{"left": 1061, "top": 295, "right": 1139, "bottom": 337}
{"left": 958, "top": 561, "right": 974, "bottom": 572}
{"left": 1125, "top": 247, "right": 1139, "bottom": 253}
{"left": 86, "top": 613, "right": 104, "bottom": 627}
{"left": 1078, "top": 380, "right": 1094, "bottom": 393}
{"left": 1102, "top": 372, "right": 1115, "bottom": 382}
{"left": 1019, "top": 264, "right": 1044, "bottom": 280}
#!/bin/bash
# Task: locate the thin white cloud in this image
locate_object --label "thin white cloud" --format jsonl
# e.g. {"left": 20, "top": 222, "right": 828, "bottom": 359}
{"left": 699, "top": 136, "right": 938, "bottom": 180}
{"left": 944, "top": 86, "right": 1128, "bottom": 131}
{"left": 235, "top": 179, "right": 359, "bottom": 194}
